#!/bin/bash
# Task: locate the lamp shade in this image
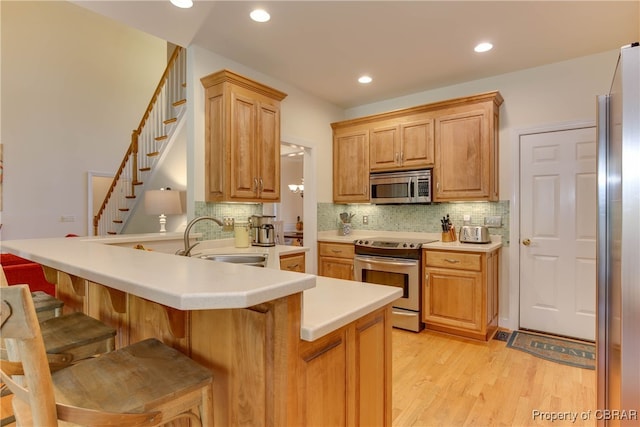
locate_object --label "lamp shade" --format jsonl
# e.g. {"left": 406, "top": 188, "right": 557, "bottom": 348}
{"left": 144, "top": 190, "right": 182, "bottom": 215}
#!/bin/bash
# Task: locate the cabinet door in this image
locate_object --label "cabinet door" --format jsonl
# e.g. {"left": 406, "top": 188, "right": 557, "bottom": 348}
{"left": 370, "top": 124, "right": 399, "bottom": 171}
{"left": 230, "top": 92, "right": 259, "bottom": 200}
{"left": 298, "top": 330, "right": 348, "bottom": 427}
{"left": 333, "top": 130, "right": 370, "bottom": 202}
{"left": 423, "top": 267, "right": 482, "bottom": 332}
{"left": 256, "top": 102, "right": 281, "bottom": 200}
{"left": 319, "top": 257, "right": 354, "bottom": 280}
{"left": 434, "top": 108, "right": 490, "bottom": 201}
{"left": 400, "top": 118, "right": 434, "bottom": 169}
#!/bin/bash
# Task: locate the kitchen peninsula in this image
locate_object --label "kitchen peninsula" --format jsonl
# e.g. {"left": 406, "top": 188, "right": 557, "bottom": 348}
{"left": 2, "top": 235, "right": 401, "bottom": 426}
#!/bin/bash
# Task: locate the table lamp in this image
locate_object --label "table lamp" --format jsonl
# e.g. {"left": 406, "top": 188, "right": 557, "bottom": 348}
{"left": 144, "top": 188, "right": 182, "bottom": 232}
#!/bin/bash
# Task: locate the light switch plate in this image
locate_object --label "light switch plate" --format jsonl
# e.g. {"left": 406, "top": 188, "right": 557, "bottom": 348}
{"left": 484, "top": 216, "right": 502, "bottom": 227}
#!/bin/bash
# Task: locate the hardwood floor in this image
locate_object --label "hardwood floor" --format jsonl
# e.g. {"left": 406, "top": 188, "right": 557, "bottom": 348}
{"left": 1, "top": 329, "right": 597, "bottom": 427}
{"left": 392, "top": 329, "right": 596, "bottom": 427}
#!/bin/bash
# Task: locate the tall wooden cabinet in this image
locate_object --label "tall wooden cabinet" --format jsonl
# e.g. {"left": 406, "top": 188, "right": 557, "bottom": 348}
{"left": 201, "top": 69, "right": 287, "bottom": 202}
{"left": 422, "top": 248, "right": 499, "bottom": 341}
{"left": 433, "top": 92, "right": 503, "bottom": 202}
{"left": 332, "top": 127, "right": 370, "bottom": 203}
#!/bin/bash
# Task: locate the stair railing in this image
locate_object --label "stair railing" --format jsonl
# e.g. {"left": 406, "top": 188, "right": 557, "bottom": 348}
{"left": 93, "top": 46, "right": 186, "bottom": 236}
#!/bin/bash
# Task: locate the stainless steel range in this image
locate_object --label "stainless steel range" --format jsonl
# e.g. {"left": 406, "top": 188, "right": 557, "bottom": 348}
{"left": 353, "top": 237, "right": 437, "bottom": 332}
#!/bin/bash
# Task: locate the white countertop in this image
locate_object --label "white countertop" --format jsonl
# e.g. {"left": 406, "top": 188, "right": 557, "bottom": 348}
{"left": 302, "top": 277, "right": 401, "bottom": 341}
{"left": 2, "top": 234, "right": 401, "bottom": 342}
{"left": 2, "top": 237, "right": 315, "bottom": 311}
{"left": 317, "top": 230, "right": 502, "bottom": 252}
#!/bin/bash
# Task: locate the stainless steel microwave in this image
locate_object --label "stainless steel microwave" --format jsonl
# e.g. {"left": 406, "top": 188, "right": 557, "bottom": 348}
{"left": 370, "top": 170, "right": 432, "bottom": 204}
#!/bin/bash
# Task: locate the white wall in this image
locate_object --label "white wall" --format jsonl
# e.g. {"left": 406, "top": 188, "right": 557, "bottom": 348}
{"left": 0, "top": 1, "right": 167, "bottom": 240}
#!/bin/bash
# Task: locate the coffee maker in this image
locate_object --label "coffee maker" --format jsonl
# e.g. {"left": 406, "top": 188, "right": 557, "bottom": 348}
{"left": 248, "top": 215, "right": 276, "bottom": 247}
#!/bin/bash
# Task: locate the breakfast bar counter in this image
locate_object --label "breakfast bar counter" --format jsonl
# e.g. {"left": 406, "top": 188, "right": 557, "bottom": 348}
{"left": 2, "top": 235, "right": 400, "bottom": 426}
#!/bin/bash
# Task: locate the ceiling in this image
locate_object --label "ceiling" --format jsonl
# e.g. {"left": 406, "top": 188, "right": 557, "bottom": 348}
{"left": 74, "top": 1, "right": 638, "bottom": 109}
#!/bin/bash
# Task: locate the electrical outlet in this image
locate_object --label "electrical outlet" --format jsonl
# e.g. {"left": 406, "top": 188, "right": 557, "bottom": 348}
{"left": 60, "top": 215, "right": 76, "bottom": 222}
{"left": 223, "top": 217, "right": 235, "bottom": 232}
{"left": 362, "top": 215, "right": 368, "bottom": 225}
{"left": 463, "top": 214, "right": 471, "bottom": 222}
{"left": 484, "top": 215, "right": 502, "bottom": 227}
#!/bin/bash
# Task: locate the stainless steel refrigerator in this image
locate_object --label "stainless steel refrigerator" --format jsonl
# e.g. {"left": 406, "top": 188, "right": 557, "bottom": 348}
{"left": 597, "top": 42, "right": 640, "bottom": 426}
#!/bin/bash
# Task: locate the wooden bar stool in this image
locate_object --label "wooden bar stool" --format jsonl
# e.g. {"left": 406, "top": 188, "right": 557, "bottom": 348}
{"left": 1, "top": 285, "right": 214, "bottom": 426}
{"left": 1, "top": 268, "right": 116, "bottom": 364}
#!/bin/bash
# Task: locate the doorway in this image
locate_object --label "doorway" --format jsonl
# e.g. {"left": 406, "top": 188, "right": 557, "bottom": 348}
{"left": 518, "top": 125, "right": 597, "bottom": 341}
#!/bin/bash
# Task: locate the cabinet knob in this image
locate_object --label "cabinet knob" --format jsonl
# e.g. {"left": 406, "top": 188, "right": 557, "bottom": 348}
{"left": 522, "top": 238, "right": 531, "bottom": 246}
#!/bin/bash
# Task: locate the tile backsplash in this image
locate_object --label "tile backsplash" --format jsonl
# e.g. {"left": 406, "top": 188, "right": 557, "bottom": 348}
{"left": 318, "top": 201, "right": 510, "bottom": 245}
{"left": 194, "top": 202, "right": 262, "bottom": 240}
{"left": 195, "top": 200, "right": 510, "bottom": 246}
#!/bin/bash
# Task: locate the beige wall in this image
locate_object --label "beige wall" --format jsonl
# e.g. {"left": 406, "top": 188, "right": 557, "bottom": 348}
{"left": 1, "top": 1, "right": 166, "bottom": 239}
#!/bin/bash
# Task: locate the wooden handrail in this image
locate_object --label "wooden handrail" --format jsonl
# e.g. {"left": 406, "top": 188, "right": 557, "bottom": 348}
{"left": 93, "top": 46, "right": 184, "bottom": 235}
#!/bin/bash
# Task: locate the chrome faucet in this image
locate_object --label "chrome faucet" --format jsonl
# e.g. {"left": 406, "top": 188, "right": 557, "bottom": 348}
{"left": 178, "top": 216, "right": 224, "bottom": 256}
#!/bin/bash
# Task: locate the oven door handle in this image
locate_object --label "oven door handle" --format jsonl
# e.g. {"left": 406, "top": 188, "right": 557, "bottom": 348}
{"left": 354, "top": 256, "right": 418, "bottom": 267}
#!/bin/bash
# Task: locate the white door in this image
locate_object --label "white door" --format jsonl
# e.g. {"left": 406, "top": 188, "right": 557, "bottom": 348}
{"left": 519, "top": 127, "right": 596, "bottom": 341}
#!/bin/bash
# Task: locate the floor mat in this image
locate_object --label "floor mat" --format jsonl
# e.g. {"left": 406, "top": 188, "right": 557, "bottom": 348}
{"left": 506, "top": 330, "right": 595, "bottom": 370}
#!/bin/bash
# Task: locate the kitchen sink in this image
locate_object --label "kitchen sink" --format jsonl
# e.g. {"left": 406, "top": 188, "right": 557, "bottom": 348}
{"left": 198, "top": 253, "right": 268, "bottom": 268}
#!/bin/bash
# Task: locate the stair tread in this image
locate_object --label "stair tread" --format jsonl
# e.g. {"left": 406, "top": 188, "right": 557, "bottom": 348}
{"left": 133, "top": 181, "right": 143, "bottom": 186}
{"left": 147, "top": 152, "right": 160, "bottom": 157}
{"left": 139, "top": 167, "right": 151, "bottom": 172}
{"left": 119, "top": 208, "right": 130, "bottom": 212}
{"left": 113, "top": 220, "right": 123, "bottom": 224}
{"left": 155, "top": 135, "right": 168, "bottom": 141}
{"left": 126, "top": 195, "right": 136, "bottom": 199}
{"left": 173, "top": 99, "right": 186, "bottom": 107}
{"left": 107, "top": 232, "right": 117, "bottom": 235}
{"left": 163, "top": 118, "right": 177, "bottom": 125}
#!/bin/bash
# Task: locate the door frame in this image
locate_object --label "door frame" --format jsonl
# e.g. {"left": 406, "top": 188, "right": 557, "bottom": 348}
{"left": 508, "top": 119, "right": 595, "bottom": 332}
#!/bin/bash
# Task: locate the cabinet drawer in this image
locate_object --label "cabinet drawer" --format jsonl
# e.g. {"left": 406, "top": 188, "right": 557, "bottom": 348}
{"left": 319, "top": 242, "right": 354, "bottom": 259}
{"left": 425, "top": 251, "right": 481, "bottom": 271}
{"left": 280, "top": 253, "right": 305, "bottom": 273}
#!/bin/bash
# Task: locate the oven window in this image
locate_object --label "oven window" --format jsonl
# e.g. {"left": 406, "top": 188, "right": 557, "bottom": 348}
{"left": 372, "top": 182, "right": 409, "bottom": 199}
{"left": 361, "top": 270, "right": 408, "bottom": 298}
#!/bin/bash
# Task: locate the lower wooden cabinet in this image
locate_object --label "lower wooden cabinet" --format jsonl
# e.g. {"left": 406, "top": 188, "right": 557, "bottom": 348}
{"left": 318, "top": 242, "right": 355, "bottom": 280}
{"left": 279, "top": 252, "right": 306, "bottom": 273}
{"left": 422, "top": 248, "right": 499, "bottom": 341}
{"left": 297, "top": 307, "right": 392, "bottom": 426}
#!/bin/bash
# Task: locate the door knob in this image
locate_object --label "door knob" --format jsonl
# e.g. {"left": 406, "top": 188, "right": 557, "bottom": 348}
{"left": 522, "top": 238, "right": 531, "bottom": 246}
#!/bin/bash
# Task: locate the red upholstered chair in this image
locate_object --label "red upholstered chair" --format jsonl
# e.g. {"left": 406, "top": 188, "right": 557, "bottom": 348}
{"left": 1, "top": 254, "right": 56, "bottom": 296}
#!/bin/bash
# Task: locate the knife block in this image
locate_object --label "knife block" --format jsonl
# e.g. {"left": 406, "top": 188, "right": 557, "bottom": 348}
{"left": 441, "top": 227, "right": 456, "bottom": 242}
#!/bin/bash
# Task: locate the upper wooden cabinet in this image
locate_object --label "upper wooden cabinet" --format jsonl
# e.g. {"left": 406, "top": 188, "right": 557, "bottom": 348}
{"left": 433, "top": 92, "right": 503, "bottom": 202}
{"left": 370, "top": 115, "right": 434, "bottom": 172}
{"left": 331, "top": 91, "right": 502, "bottom": 203}
{"left": 332, "top": 126, "right": 370, "bottom": 203}
{"left": 201, "top": 70, "right": 287, "bottom": 202}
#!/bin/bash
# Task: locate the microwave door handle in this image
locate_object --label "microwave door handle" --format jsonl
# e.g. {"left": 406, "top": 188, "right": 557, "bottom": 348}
{"left": 409, "top": 178, "right": 415, "bottom": 201}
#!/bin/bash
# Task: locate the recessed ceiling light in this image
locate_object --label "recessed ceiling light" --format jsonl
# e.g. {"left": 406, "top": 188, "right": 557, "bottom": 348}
{"left": 250, "top": 9, "right": 271, "bottom": 22}
{"left": 358, "top": 75, "right": 373, "bottom": 84}
{"left": 474, "top": 42, "right": 493, "bottom": 53}
{"left": 170, "top": 0, "right": 193, "bottom": 9}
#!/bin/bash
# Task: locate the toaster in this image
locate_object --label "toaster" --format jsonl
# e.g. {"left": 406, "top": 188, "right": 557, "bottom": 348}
{"left": 459, "top": 225, "right": 491, "bottom": 243}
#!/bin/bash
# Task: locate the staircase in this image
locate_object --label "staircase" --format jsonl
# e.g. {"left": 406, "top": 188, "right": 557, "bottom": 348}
{"left": 93, "top": 46, "right": 186, "bottom": 236}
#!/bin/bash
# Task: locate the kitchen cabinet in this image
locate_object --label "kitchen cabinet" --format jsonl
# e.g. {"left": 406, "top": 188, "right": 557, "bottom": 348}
{"left": 332, "top": 126, "right": 370, "bottom": 203}
{"left": 279, "top": 252, "right": 306, "bottom": 273}
{"left": 201, "top": 69, "right": 287, "bottom": 202}
{"left": 331, "top": 91, "right": 502, "bottom": 203}
{"left": 318, "top": 242, "right": 355, "bottom": 280}
{"left": 297, "top": 307, "right": 391, "bottom": 426}
{"left": 422, "top": 248, "right": 499, "bottom": 341}
{"left": 433, "top": 92, "right": 503, "bottom": 201}
{"left": 370, "top": 115, "right": 434, "bottom": 172}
